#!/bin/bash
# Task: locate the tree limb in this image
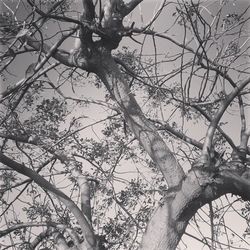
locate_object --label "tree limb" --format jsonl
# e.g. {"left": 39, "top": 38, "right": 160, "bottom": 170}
{"left": 22, "top": 31, "right": 76, "bottom": 67}
{"left": 0, "top": 152, "right": 96, "bottom": 248}
{"left": 96, "top": 54, "right": 185, "bottom": 188}
{"left": 121, "top": 0, "right": 143, "bottom": 17}
{"left": 139, "top": 163, "right": 250, "bottom": 250}
{"left": 72, "top": 168, "right": 92, "bottom": 223}
{"left": 202, "top": 77, "right": 250, "bottom": 158}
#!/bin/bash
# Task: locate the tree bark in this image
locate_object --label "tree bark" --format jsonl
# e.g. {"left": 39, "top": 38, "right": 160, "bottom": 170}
{"left": 4, "top": 1, "right": 250, "bottom": 249}
{"left": 0, "top": 152, "right": 97, "bottom": 250}
{"left": 139, "top": 165, "right": 250, "bottom": 250}
{"left": 95, "top": 53, "right": 185, "bottom": 189}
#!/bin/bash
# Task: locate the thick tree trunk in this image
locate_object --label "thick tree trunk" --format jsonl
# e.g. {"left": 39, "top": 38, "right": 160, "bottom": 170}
{"left": 91, "top": 54, "right": 250, "bottom": 249}
{"left": 9, "top": 2, "right": 250, "bottom": 249}
{"left": 139, "top": 166, "right": 250, "bottom": 250}
{"left": 95, "top": 53, "right": 184, "bottom": 189}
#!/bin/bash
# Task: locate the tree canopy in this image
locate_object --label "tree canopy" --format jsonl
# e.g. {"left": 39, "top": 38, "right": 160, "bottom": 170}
{"left": 0, "top": 0, "right": 250, "bottom": 249}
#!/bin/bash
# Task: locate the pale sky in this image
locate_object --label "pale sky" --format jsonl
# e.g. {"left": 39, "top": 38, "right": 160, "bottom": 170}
{"left": 0, "top": 1, "right": 250, "bottom": 249}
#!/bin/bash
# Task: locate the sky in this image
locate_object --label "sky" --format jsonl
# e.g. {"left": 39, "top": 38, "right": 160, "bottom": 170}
{"left": 0, "top": 0, "right": 250, "bottom": 249}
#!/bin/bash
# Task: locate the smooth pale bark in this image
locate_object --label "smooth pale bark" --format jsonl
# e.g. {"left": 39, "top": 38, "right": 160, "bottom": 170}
{"left": 6, "top": 1, "right": 250, "bottom": 249}
{"left": 139, "top": 165, "right": 250, "bottom": 250}
{"left": 90, "top": 53, "right": 250, "bottom": 250}
{"left": 95, "top": 54, "right": 184, "bottom": 189}
{"left": 202, "top": 77, "right": 250, "bottom": 157}
{"left": 73, "top": 169, "right": 92, "bottom": 223}
{"left": 0, "top": 152, "right": 97, "bottom": 250}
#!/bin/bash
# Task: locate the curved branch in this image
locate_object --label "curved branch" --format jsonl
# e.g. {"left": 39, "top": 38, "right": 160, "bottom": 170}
{"left": 0, "top": 222, "right": 56, "bottom": 238}
{"left": 202, "top": 77, "right": 250, "bottom": 157}
{"left": 192, "top": 105, "right": 237, "bottom": 151}
{"left": 0, "top": 152, "right": 96, "bottom": 248}
{"left": 0, "top": 133, "right": 68, "bottom": 163}
{"left": 152, "top": 119, "right": 203, "bottom": 150}
{"left": 96, "top": 55, "right": 184, "bottom": 188}
{"left": 140, "top": 163, "right": 250, "bottom": 250}
{"left": 121, "top": 0, "right": 143, "bottom": 17}
{"left": 22, "top": 30, "right": 76, "bottom": 67}
{"left": 72, "top": 169, "right": 92, "bottom": 223}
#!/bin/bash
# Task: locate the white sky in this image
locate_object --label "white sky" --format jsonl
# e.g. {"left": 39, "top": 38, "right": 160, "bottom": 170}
{"left": 0, "top": 0, "right": 250, "bottom": 249}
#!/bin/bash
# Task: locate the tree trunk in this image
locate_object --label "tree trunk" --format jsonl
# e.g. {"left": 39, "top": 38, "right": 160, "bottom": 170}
{"left": 95, "top": 52, "right": 184, "bottom": 189}
{"left": 90, "top": 52, "right": 250, "bottom": 249}
{"left": 139, "top": 166, "right": 250, "bottom": 250}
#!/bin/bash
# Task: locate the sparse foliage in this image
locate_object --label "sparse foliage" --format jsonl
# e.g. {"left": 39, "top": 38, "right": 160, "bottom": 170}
{"left": 0, "top": 0, "right": 250, "bottom": 249}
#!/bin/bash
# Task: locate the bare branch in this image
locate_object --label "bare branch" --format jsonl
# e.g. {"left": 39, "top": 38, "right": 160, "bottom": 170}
{"left": 122, "top": 0, "right": 143, "bottom": 17}
{"left": 22, "top": 30, "right": 76, "bottom": 67}
{"left": 0, "top": 152, "right": 96, "bottom": 248}
{"left": 96, "top": 56, "right": 185, "bottom": 188}
{"left": 202, "top": 77, "right": 250, "bottom": 159}
{"left": 0, "top": 222, "right": 56, "bottom": 238}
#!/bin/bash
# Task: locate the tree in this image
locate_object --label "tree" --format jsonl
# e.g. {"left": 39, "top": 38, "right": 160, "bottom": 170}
{"left": 0, "top": 0, "right": 250, "bottom": 249}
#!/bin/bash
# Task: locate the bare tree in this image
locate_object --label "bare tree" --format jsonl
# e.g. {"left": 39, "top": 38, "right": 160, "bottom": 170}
{"left": 0, "top": 0, "right": 250, "bottom": 249}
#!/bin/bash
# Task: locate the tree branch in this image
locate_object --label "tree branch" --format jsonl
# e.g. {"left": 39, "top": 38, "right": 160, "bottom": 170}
{"left": 152, "top": 119, "right": 203, "bottom": 150}
{"left": 140, "top": 163, "right": 250, "bottom": 250}
{"left": 30, "top": 228, "right": 52, "bottom": 249}
{"left": 21, "top": 30, "right": 76, "bottom": 67}
{"left": 0, "top": 152, "right": 96, "bottom": 248}
{"left": 96, "top": 55, "right": 185, "bottom": 188}
{"left": 72, "top": 169, "right": 92, "bottom": 223}
{"left": 0, "top": 133, "right": 68, "bottom": 163}
{"left": 122, "top": 0, "right": 143, "bottom": 17}
{"left": 202, "top": 77, "right": 250, "bottom": 158}
{"left": 0, "top": 222, "right": 56, "bottom": 238}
